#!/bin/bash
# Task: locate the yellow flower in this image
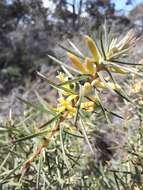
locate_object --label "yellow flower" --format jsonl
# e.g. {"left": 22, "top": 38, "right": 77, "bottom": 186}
{"left": 56, "top": 72, "right": 65, "bottom": 82}
{"left": 56, "top": 95, "right": 77, "bottom": 117}
{"left": 91, "top": 79, "right": 121, "bottom": 90}
{"left": 138, "top": 100, "right": 143, "bottom": 105}
{"left": 56, "top": 93, "right": 96, "bottom": 117}
{"left": 81, "top": 101, "right": 95, "bottom": 112}
{"left": 67, "top": 105, "right": 76, "bottom": 113}
{"left": 58, "top": 97, "right": 69, "bottom": 107}
{"left": 132, "top": 81, "right": 142, "bottom": 93}
{"left": 56, "top": 72, "right": 74, "bottom": 96}
{"left": 134, "top": 185, "right": 140, "bottom": 190}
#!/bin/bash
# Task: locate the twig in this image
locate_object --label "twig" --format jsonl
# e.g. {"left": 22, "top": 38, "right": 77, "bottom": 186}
{"left": 22, "top": 115, "right": 65, "bottom": 171}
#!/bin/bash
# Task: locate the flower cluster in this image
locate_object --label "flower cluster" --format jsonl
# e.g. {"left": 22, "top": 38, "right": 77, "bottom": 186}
{"left": 55, "top": 72, "right": 96, "bottom": 117}
{"left": 23, "top": 29, "right": 141, "bottom": 169}
{"left": 54, "top": 29, "right": 138, "bottom": 119}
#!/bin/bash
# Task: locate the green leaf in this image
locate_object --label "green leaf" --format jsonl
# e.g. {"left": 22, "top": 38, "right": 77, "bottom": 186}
{"left": 100, "top": 31, "right": 106, "bottom": 60}
{"left": 37, "top": 72, "right": 77, "bottom": 95}
{"left": 97, "top": 72, "right": 115, "bottom": 93}
{"left": 0, "top": 146, "right": 15, "bottom": 172}
{"left": 60, "top": 125, "right": 70, "bottom": 169}
{"left": 58, "top": 75, "right": 89, "bottom": 87}
{"left": 63, "top": 130, "right": 84, "bottom": 139}
{"left": 13, "top": 114, "right": 61, "bottom": 143}
{"left": 79, "top": 118, "right": 94, "bottom": 155}
{"left": 110, "top": 59, "right": 142, "bottom": 66}
{"left": 106, "top": 61, "right": 143, "bottom": 76}
{"left": 36, "top": 152, "right": 42, "bottom": 189}
{"left": 38, "top": 113, "right": 61, "bottom": 129}
{"left": 17, "top": 96, "right": 37, "bottom": 109}
{"left": 68, "top": 39, "right": 84, "bottom": 57}
{"left": 94, "top": 88, "right": 112, "bottom": 125}
{"left": 0, "top": 161, "right": 25, "bottom": 184}
{"left": 105, "top": 109, "right": 123, "bottom": 119}
{"left": 48, "top": 55, "right": 80, "bottom": 73}
{"left": 34, "top": 90, "right": 56, "bottom": 116}
{"left": 115, "top": 89, "right": 131, "bottom": 102}
{"left": 74, "top": 85, "right": 83, "bottom": 126}
{"left": 58, "top": 44, "right": 84, "bottom": 60}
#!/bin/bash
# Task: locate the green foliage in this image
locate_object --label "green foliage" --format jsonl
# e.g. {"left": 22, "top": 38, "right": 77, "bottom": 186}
{"left": 0, "top": 27, "right": 143, "bottom": 190}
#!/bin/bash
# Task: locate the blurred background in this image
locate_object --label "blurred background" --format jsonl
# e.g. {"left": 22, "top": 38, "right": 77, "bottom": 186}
{"left": 0, "top": 0, "right": 143, "bottom": 117}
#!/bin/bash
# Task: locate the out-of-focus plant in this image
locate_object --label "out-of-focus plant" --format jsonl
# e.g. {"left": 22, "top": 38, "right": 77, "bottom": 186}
{"left": 0, "top": 28, "right": 143, "bottom": 189}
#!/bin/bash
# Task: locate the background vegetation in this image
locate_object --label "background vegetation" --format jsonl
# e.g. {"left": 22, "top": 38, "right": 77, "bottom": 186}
{"left": 0, "top": 0, "right": 143, "bottom": 189}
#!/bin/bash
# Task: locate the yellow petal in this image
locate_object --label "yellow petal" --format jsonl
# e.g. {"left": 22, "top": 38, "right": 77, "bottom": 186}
{"left": 56, "top": 72, "right": 65, "bottom": 82}
{"left": 133, "top": 186, "right": 140, "bottom": 190}
{"left": 91, "top": 79, "right": 106, "bottom": 89}
{"left": 67, "top": 105, "right": 76, "bottom": 113}
{"left": 85, "top": 57, "right": 95, "bottom": 75}
{"left": 82, "top": 82, "right": 92, "bottom": 94}
{"left": 67, "top": 95, "right": 78, "bottom": 103}
{"left": 84, "top": 35, "right": 99, "bottom": 63}
{"left": 81, "top": 101, "right": 94, "bottom": 112}
{"left": 56, "top": 106, "right": 66, "bottom": 113}
{"left": 91, "top": 79, "right": 121, "bottom": 90}
{"left": 67, "top": 53, "right": 87, "bottom": 73}
{"left": 58, "top": 98, "right": 69, "bottom": 107}
{"left": 132, "top": 82, "right": 142, "bottom": 93}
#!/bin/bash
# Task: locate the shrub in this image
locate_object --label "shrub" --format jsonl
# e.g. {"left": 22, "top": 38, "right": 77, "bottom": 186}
{"left": 0, "top": 28, "right": 143, "bottom": 190}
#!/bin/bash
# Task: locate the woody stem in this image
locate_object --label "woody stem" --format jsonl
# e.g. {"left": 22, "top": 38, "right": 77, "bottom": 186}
{"left": 22, "top": 115, "right": 66, "bottom": 170}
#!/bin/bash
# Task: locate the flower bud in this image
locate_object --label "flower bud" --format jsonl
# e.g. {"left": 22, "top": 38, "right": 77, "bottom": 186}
{"left": 84, "top": 35, "right": 99, "bottom": 63}
{"left": 82, "top": 82, "right": 92, "bottom": 94}
{"left": 85, "top": 57, "right": 95, "bottom": 75}
{"left": 67, "top": 52, "right": 86, "bottom": 73}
